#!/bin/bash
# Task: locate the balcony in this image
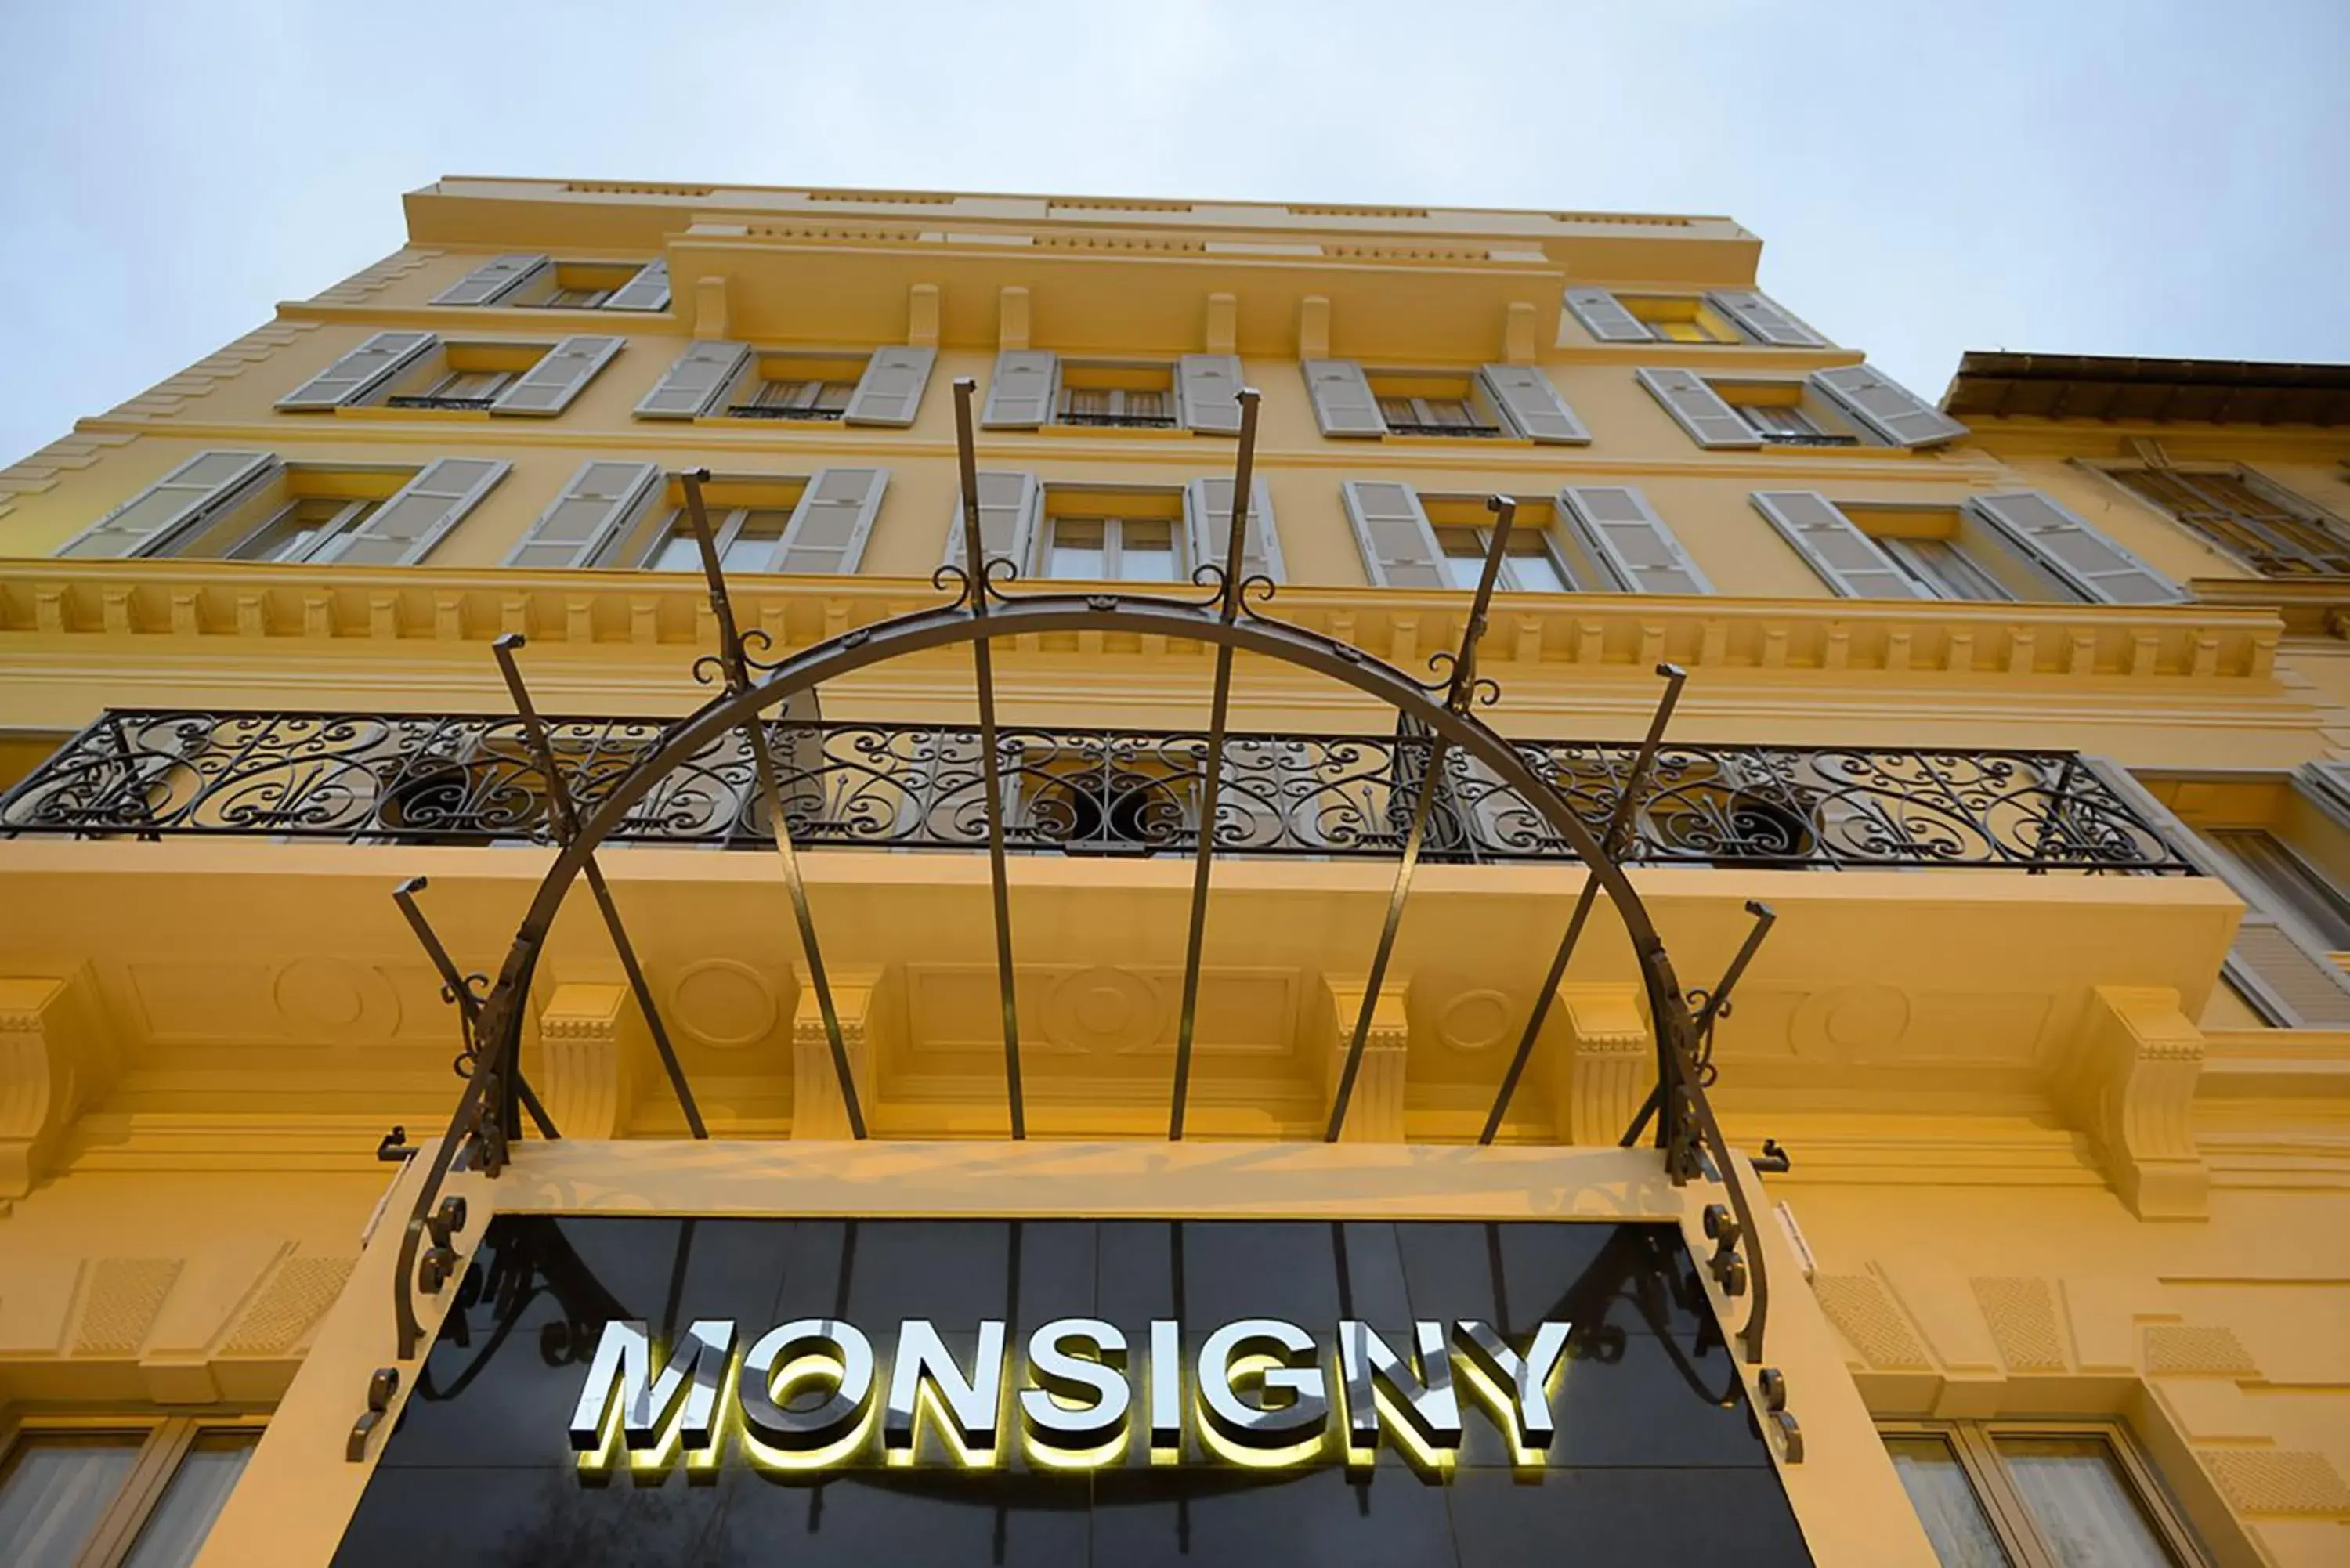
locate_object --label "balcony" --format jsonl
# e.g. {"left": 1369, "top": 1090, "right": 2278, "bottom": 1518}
{"left": 1054, "top": 411, "right": 1179, "bottom": 429}
{"left": 1385, "top": 421, "right": 1503, "bottom": 439}
{"left": 0, "top": 710, "right": 2193, "bottom": 873}
{"left": 721, "top": 403, "right": 846, "bottom": 421}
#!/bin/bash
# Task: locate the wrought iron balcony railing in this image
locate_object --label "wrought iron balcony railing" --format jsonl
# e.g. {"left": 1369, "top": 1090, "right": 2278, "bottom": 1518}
{"left": 722, "top": 404, "right": 847, "bottom": 421}
{"left": 384, "top": 396, "right": 498, "bottom": 411}
{"left": 0, "top": 710, "right": 2196, "bottom": 873}
{"left": 1385, "top": 421, "right": 1504, "bottom": 439}
{"left": 1054, "top": 412, "right": 1180, "bottom": 428}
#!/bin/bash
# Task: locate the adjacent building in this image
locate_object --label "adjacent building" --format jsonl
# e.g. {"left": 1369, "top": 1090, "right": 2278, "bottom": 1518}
{"left": 0, "top": 179, "right": 2345, "bottom": 1567}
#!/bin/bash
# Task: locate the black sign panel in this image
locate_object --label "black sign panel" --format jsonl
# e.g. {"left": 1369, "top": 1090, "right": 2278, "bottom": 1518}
{"left": 332, "top": 1216, "right": 1811, "bottom": 1566}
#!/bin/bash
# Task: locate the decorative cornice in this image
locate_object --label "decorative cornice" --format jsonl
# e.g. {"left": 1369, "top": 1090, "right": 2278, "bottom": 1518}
{"left": 0, "top": 561, "right": 2284, "bottom": 685}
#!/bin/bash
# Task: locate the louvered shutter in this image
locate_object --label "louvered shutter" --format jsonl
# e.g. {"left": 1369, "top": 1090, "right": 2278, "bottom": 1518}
{"left": 1558, "top": 486, "right": 1713, "bottom": 595}
{"left": 605, "top": 260, "right": 671, "bottom": 312}
{"left": 945, "top": 471, "right": 1042, "bottom": 569}
{"left": 842, "top": 347, "right": 937, "bottom": 427}
{"left": 2087, "top": 761, "right": 2350, "bottom": 1027}
{"left": 1177, "top": 354, "right": 1246, "bottom": 435}
{"left": 55, "top": 451, "right": 280, "bottom": 559}
{"left": 432, "top": 254, "right": 548, "bottom": 307}
{"left": 1341, "top": 481, "right": 1446, "bottom": 587}
{"left": 775, "top": 468, "right": 888, "bottom": 575}
{"left": 1184, "top": 477, "right": 1283, "bottom": 584}
{"left": 1708, "top": 290, "right": 1828, "bottom": 348}
{"left": 276, "top": 331, "right": 436, "bottom": 411}
{"left": 502, "top": 461, "right": 660, "bottom": 569}
{"left": 1810, "top": 365, "right": 1969, "bottom": 448}
{"left": 490, "top": 335, "right": 623, "bottom": 417}
{"left": 1302, "top": 360, "right": 1386, "bottom": 438}
{"left": 1967, "top": 491, "right": 2181, "bottom": 605}
{"left": 1636, "top": 367, "right": 1760, "bottom": 449}
{"left": 317, "top": 458, "right": 509, "bottom": 567}
{"left": 980, "top": 351, "right": 1059, "bottom": 428}
{"left": 635, "top": 341, "right": 750, "bottom": 420}
{"left": 1564, "top": 287, "right": 1654, "bottom": 343}
{"left": 1751, "top": 491, "right": 1927, "bottom": 599}
{"left": 1477, "top": 364, "right": 1589, "bottom": 444}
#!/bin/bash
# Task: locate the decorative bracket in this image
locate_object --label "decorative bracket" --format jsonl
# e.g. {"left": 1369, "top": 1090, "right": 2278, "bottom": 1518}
{"left": 0, "top": 973, "right": 106, "bottom": 1206}
{"left": 2060, "top": 985, "right": 2210, "bottom": 1219}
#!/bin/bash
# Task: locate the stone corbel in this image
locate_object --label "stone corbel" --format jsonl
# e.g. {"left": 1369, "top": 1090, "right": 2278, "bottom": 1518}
{"left": 1298, "top": 295, "right": 1332, "bottom": 361}
{"left": 531, "top": 983, "right": 642, "bottom": 1140}
{"left": 0, "top": 974, "right": 107, "bottom": 1207}
{"left": 1204, "top": 292, "right": 1238, "bottom": 355}
{"left": 692, "top": 273, "right": 731, "bottom": 340}
{"left": 1502, "top": 302, "right": 1538, "bottom": 365}
{"left": 1322, "top": 977, "right": 1409, "bottom": 1142}
{"left": 793, "top": 970, "right": 876, "bottom": 1141}
{"left": 2059, "top": 985, "right": 2209, "bottom": 1219}
{"left": 908, "top": 283, "right": 941, "bottom": 349}
{"left": 998, "top": 286, "right": 1031, "bottom": 352}
{"left": 1543, "top": 984, "right": 1651, "bottom": 1145}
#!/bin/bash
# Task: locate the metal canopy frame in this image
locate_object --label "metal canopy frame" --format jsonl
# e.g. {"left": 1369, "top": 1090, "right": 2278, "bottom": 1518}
{"left": 361, "top": 383, "right": 1799, "bottom": 1461}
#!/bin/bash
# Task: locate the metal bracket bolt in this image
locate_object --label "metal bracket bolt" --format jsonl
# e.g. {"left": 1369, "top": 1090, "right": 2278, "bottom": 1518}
{"left": 346, "top": 1367, "right": 400, "bottom": 1462}
{"left": 1704, "top": 1203, "right": 1748, "bottom": 1295}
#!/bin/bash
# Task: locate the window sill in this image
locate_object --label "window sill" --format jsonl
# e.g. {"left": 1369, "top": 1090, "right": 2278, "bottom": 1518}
{"left": 1032, "top": 422, "right": 1198, "bottom": 442}
{"left": 331, "top": 404, "right": 494, "bottom": 422}
{"left": 1374, "top": 432, "right": 1536, "bottom": 450}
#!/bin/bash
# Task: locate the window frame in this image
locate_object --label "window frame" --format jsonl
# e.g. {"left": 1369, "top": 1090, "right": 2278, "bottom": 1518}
{"left": 1434, "top": 523, "right": 1582, "bottom": 593}
{"left": 1051, "top": 361, "right": 1180, "bottom": 430}
{"left": 1709, "top": 376, "right": 1868, "bottom": 447}
{"left": 0, "top": 1411, "right": 266, "bottom": 1568}
{"left": 1878, "top": 1418, "right": 2209, "bottom": 1568}
{"left": 219, "top": 495, "right": 385, "bottom": 565}
{"left": 2081, "top": 459, "right": 2350, "bottom": 579}
{"left": 1033, "top": 513, "right": 1187, "bottom": 583}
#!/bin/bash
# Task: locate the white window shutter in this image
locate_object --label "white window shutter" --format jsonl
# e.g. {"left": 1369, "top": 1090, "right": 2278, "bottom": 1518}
{"left": 1636, "top": 367, "right": 1760, "bottom": 449}
{"left": 605, "top": 260, "right": 671, "bottom": 313}
{"left": 490, "top": 335, "right": 624, "bottom": 417}
{"left": 1564, "top": 287, "right": 1654, "bottom": 343}
{"left": 1707, "top": 290, "right": 1828, "bottom": 348}
{"left": 276, "top": 331, "right": 437, "bottom": 411}
{"left": 1810, "top": 365, "right": 1969, "bottom": 448}
{"left": 503, "top": 461, "right": 660, "bottom": 569}
{"left": 776, "top": 468, "right": 889, "bottom": 575}
{"left": 1557, "top": 486, "right": 1713, "bottom": 595}
{"left": 319, "top": 458, "right": 510, "bottom": 567}
{"left": 635, "top": 341, "right": 750, "bottom": 421}
{"left": 1340, "top": 481, "right": 1446, "bottom": 587}
{"left": 1302, "top": 360, "right": 1386, "bottom": 438}
{"left": 945, "top": 471, "right": 1042, "bottom": 569}
{"left": 432, "top": 254, "right": 548, "bottom": 307}
{"left": 843, "top": 347, "right": 937, "bottom": 427}
{"left": 1750, "top": 491, "right": 1928, "bottom": 599}
{"left": 1184, "top": 477, "right": 1283, "bottom": 585}
{"left": 1477, "top": 364, "right": 1589, "bottom": 444}
{"left": 980, "top": 351, "right": 1060, "bottom": 428}
{"left": 1177, "top": 354, "right": 1245, "bottom": 435}
{"left": 55, "top": 451, "right": 280, "bottom": 559}
{"left": 1967, "top": 491, "right": 2181, "bottom": 605}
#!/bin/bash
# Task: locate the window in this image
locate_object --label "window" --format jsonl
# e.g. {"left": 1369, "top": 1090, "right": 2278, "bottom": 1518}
{"left": 72, "top": 458, "right": 463, "bottom": 566}
{"left": 1755, "top": 494, "right": 2122, "bottom": 605}
{"left": 725, "top": 354, "right": 867, "bottom": 421}
{"left": 1041, "top": 517, "right": 1180, "bottom": 581}
{"left": 508, "top": 262, "right": 642, "bottom": 310}
{"left": 1029, "top": 488, "right": 1186, "bottom": 581}
{"left": 1720, "top": 383, "right": 1861, "bottom": 446}
{"left": 1054, "top": 363, "right": 1177, "bottom": 429}
{"left": 2207, "top": 828, "right": 2350, "bottom": 948}
{"left": 1365, "top": 371, "right": 1502, "bottom": 438}
{"left": 1882, "top": 1422, "right": 2205, "bottom": 1568}
{"left": 2103, "top": 465, "right": 2350, "bottom": 578}
{"left": 433, "top": 255, "right": 667, "bottom": 311}
{"left": 0, "top": 1420, "right": 261, "bottom": 1568}
{"left": 1423, "top": 495, "right": 1589, "bottom": 592}
{"left": 379, "top": 343, "right": 543, "bottom": 410}
{"left": 635, "top": 507, "right": 796, "bottom": 574}
{"left": 1622, "top": 295, "right": 1741, "bottom": 344}
{"left": 2133, "top": 768, "right": 2350, "bottom": 1025}
{"left": 1878, "top": 533, "right": 2016, "bottom": 603}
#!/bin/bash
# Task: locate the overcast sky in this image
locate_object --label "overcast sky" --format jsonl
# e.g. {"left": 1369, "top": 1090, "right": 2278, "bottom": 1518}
{"left": 2, "top": 0, "right": 2345, "bottom": 464}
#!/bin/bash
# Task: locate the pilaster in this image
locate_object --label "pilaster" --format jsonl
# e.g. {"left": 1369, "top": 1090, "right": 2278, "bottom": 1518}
{"left": 1323, "top": 977, "right": 1408, "bottom": 1142}
{"left": 792, "top": 969, "right": 876, "bottom": 1141}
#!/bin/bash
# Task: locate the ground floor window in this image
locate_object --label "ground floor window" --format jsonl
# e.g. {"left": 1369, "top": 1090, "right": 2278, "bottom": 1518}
{"left": 0, "top": 1418, "right": 261, "bottom": 1568}
{"left": 1882, "top": 1421, "right": 2207, "bottom": 1567}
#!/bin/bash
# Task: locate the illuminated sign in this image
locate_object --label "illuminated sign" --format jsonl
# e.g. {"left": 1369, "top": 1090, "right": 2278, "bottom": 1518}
{"left": 333, "top": 1218, "right": 1813, "bottom": 1568}
{"left": 567, "top": 1314, "right": 1572, "bottom": 1472}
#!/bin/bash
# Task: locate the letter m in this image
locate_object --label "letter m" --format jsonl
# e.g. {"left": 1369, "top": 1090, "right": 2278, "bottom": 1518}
{"left": 568, "top": 1319, "right": 736, "bottom": 1452}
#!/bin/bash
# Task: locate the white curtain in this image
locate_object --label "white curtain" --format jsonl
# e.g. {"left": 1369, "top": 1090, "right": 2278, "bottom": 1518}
{"left": 0, "top": 1434, "right": 143, "bottom": 1568}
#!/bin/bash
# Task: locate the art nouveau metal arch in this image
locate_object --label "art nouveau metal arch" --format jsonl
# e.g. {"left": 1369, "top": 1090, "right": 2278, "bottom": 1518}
{"left": 372, "top": 380, "right": 1796, "bottom": 1461}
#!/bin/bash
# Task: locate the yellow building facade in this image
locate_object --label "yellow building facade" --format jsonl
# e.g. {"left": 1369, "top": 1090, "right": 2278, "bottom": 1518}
{"left": 0, "top": 179, "right": 2345, "bottom": 1566}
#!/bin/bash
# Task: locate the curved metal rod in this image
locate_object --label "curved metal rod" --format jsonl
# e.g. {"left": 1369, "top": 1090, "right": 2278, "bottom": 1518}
{"left": 385, "top": 575, "right": 1777, "bottom": 1367}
